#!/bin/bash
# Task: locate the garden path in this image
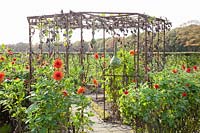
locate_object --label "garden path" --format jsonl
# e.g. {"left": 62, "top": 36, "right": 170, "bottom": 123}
{"left": 88, "top": 109, "right": 132, "bottom": 133}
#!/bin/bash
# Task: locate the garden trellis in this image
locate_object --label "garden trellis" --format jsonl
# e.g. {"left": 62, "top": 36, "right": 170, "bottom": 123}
{"left": 27, "top": 10, "right": 171, "bottom": 120}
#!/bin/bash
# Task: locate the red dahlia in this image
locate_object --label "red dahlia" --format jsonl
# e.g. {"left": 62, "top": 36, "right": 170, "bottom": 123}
{"left": 132, "top": 79, "right": 137, "bottom": 83}
{"left": 182, "top": 92, "right": 187, "bottom": 97}
{"left": 53, "top": 71, "right": 64, "bottom": 81}
{"left": 7, "top": 50, "right": 13, "bottom": 55}
{"left": 181, "top": 65, "right": 185, "bottom": 70}
{"left": 154, "top": 84, "right": 159, "bottom": 89}
{"left": 185, "top": 83, "right": 190, "bottom": 87}
{"left": 94, "top": 53, "right": 99, "bottom": 59}
{"left": 62, "top": 90, "right": 68, "bottom": 96}
{"left": 26, "top": 65, "right": 29, "bottom": 70}
{"left": 186, "top": 68, "right": 191, "bottom": 73}
{"left": 193, "top": 66, "right": 197, "bottom": 71}
{"left": 53, "top": 58, "right": 63, "bottom": 69}
{"left": 124, "top": 90, "right": 129, "bottom": 95}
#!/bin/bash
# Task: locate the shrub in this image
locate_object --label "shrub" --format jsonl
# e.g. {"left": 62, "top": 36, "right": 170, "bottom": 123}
{"left": 119, "top": 65, "right": 200, "bottom": 132}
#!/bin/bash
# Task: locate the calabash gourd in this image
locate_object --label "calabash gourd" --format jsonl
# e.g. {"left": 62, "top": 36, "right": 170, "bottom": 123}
{"left": 110, "top": 41, "right": 121, "bottom": 68}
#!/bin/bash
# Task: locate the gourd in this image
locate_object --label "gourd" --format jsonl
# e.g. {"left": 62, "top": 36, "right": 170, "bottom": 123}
{"left": 91, "top": 38, "right": 96, "bottom": 45}
{"left": 110, "top": 41, "right": 121, "bottom": 68}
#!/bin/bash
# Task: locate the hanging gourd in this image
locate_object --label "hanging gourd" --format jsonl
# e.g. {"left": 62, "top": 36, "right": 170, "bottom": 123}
{"left": 110, "top": 38, "right": 121, "bottom": 68}
{"left": 90, "top": 21, "right": 96, "bottom": 49}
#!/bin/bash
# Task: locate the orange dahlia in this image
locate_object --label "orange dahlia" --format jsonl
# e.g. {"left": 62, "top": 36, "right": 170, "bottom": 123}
{"left": 129, "top": 50, "right": 135, "bottom": 56}
{"left": 77, "top": 86, "right": 85, "bottom": 94}
{"left": 92, "top": 78, "right": 98, "bottom": 87}
{"left": 0, "top": 72, "right": 5, "bottom": 82}
{"left": 172, "top": 69, "right": 178, "bottom": 74}
{"left": 0, "top": 56, "right": 5, "bottom": 61}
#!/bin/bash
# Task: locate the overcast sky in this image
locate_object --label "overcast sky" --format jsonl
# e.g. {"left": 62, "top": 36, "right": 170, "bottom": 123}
{"left": 0, "top": 0, "right": 199, "bottom": 44}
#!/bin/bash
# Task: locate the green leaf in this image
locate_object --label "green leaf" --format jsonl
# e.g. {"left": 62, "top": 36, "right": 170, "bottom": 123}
{"left": 25, "top": 103, "right": 38, "bottom": 114}
{"left": 63, "top": 42, "right": 68, "bottom": 47}
{"left": 0, "top": 90, "right": 4, "bottom": 95}
{"left": 1, "top": 43, "right": 5, "bottom": 49}
{"left": 69, "top": 29, "right": 73, "bottom": 36}
{"left": 39, "top": 127, "right": 48, "bottom": 133}
{"left": 0, "top": 124, "right": 11, "bottom": 133}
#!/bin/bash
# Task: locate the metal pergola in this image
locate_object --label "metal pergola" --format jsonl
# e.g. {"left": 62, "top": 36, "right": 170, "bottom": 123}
{"left": 27, "top": 10, "right": 171, "bottom": 120}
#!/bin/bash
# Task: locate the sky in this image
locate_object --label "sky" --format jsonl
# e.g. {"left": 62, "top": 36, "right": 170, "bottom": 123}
{"left": 0, "top": 0, "right": 199, "bottom": 44}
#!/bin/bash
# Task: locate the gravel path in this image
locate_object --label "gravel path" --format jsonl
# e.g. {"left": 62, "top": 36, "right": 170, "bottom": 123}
{"left": 84, "top": 94, "right": 132, "bottom": 133}
{"left": 89, "top": 110, "right": 132, "bottom": 133}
